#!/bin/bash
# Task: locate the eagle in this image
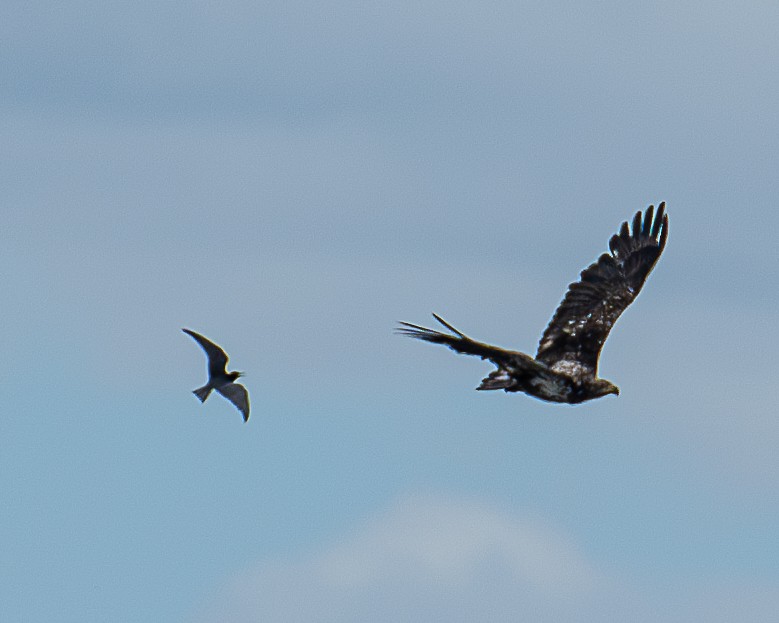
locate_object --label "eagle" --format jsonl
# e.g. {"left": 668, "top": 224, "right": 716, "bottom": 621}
{"left": 398, "top": 203, "right": 668, "bottom": 403}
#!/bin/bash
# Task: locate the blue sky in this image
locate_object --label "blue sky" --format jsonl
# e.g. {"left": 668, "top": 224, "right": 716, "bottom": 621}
{"left": 2, "top": 1, "right": 778, "bottom": 621}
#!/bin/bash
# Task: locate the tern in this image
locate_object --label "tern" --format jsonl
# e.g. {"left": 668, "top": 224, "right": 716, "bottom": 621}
{"left": 183, "top": 328, "right": 250, "bottom": 422}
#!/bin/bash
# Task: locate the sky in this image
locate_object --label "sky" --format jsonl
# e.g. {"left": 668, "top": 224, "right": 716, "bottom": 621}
{"left": 2, "top": 0, "right": 778, "bottom": 621}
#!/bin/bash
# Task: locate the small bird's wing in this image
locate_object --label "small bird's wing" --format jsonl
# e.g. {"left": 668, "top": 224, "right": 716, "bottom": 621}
{"left": 535, "top": 203, "right": 668, "bottom": 376}
{"left": 182, "top": 328, "right": 229, "bottom": 376}
{"left": 216, "top": 383, "right": 250, "bottom": 422}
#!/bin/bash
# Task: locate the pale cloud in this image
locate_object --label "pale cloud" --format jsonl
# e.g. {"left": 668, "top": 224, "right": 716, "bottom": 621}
{"left": 192, "top": 494, "right": 611, "bottom": 623}
{"left": 311, "top": 494, "right": 599, "bottom": 595}
{"left": 192, "top": 494, "right": 779, "bottom": 622}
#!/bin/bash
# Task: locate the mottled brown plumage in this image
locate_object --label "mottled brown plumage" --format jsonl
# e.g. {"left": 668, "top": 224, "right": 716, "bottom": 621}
{"left": 398, "top": 203, "right": 668, "bottom": 403}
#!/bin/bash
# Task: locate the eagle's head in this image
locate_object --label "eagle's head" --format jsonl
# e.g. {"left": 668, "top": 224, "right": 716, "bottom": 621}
{"left": 593, "top": 379, "right": 620, "bottom": 397}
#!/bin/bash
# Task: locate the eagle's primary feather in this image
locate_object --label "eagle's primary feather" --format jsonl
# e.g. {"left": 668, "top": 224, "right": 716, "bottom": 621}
{"left": 397, "top": 203, "right": 668, "bottom": 404}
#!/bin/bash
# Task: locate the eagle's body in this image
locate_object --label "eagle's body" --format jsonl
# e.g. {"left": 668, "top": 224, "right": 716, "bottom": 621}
{"left": 398, "top": 203, "right": 668, "bottom": 404}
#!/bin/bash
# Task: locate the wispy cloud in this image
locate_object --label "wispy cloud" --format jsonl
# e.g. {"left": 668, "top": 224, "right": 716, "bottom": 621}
{"left": 193, "top": 493, "right": 609, "bottom": 622}
{"left": 311, "top": 494, "right": 599, "bottom": 595}
{"left": 315, "top": 497, "right": 597, "bottom": 596}
{"left": 192, "top": 493, "right": 779, "bottom": 622}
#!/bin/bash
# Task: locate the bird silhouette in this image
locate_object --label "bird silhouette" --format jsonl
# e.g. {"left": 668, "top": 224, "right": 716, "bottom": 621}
{"left": 182, "top": 328, "right": 250, "bottom": 422}
{"left": 398, "top": 204, "right": 668, "bottom": 403}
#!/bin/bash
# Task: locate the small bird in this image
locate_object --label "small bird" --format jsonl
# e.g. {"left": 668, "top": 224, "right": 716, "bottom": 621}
{"left": 182, "top": 328, "right": 250, "bottom": 422}
{"left": 398, "top": 203, "right": 668, "bottom": 404}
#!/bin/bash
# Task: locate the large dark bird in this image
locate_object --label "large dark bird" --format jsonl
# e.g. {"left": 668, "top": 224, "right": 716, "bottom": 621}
{"left": 398, "top": 203, "right": 668, "bottom": 403}
{"left": 183, "top": 328, "right": 250, "bottom": 421}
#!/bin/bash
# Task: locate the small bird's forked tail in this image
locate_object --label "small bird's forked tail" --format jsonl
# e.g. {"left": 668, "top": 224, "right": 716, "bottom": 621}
{"left": 192, "top": 385, "right": 212, "bottom": 403}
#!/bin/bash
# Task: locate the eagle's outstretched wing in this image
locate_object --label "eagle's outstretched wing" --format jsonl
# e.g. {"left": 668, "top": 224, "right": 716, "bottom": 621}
{"left": 182, "top": 328, "right": 229, "bottom": 376}
{"left": 397, "top": 314, "right": 552, "bottom": 389}
{"left": 535, "top": 203, "right": 668, "bottom": 376}
{"left": 397, "top": 315, "right": 519, "bottom": 363}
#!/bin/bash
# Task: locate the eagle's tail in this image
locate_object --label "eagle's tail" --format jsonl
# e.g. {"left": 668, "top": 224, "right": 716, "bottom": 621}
{"left": 477, "top": 368, "right": 515, "bottom": 391}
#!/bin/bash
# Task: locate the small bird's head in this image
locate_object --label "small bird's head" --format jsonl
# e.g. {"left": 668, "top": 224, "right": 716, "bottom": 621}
{"left": 229, "top": 371, "right": 244, "bottom": 381}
